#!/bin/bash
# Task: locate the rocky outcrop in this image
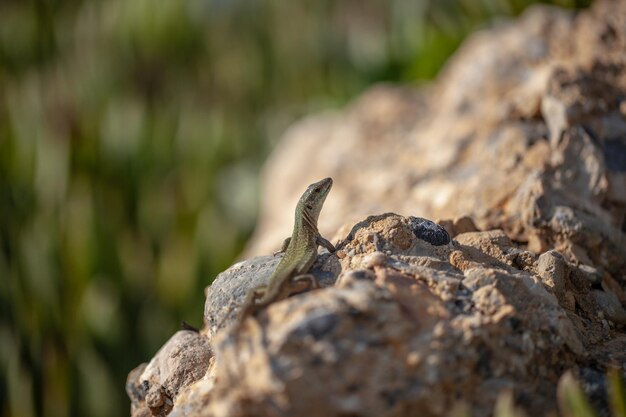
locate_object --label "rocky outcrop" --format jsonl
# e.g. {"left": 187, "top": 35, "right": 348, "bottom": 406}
{"left": 247, "top": 0, "right": 626, "bottom": 280}
{"left": 207, "top": 214, "right": 588, "bottom": 417}
{"left": 127, "top": 1, "right": 626, "bottom": 416}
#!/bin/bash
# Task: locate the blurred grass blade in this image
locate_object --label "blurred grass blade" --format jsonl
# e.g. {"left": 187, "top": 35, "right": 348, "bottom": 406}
{"left": 557, "top": 371, "right": 596, "bottom": 417}
{"left": 608, "top": 368, "right": 626, "bottom": 417}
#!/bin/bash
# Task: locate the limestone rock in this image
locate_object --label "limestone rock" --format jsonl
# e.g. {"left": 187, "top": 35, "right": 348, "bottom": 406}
{"left": 127, "top": 331, "right": 212, "bottom": 417}
{"left": 205, "top": 214, "right": 593, "bottom": 417}
{"left": 244, "top": 0, "right": 626, "bottom": 280}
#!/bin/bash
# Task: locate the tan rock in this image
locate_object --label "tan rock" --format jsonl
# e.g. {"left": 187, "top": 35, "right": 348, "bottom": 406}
{"left": 244, "top": 0, "right": 626, "bottom": 279}
{"left": 129, "top": 331, "right": 212, "bottom": 417}
{"left": 194, "top": 214, "right": 593, "bottom": 417}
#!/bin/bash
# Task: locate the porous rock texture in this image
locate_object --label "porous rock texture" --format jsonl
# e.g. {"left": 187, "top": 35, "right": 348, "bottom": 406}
{"left": 127, "top": 1, "right": 626, "bottom": 416}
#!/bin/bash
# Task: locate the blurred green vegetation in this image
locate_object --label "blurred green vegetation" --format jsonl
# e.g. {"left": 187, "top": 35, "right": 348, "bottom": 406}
{"left": 452, "top": 370, "right": 626, "bottom": 417}
{"left": 0, "top": 0, "right": 592, "bottom": 416}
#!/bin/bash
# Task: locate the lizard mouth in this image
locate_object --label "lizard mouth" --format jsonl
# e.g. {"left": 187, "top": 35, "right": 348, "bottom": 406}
{"left": 314, "top": 177, "right": 333, "bottom": 196}
{"left": 303, "top": 177, "right": 333, "bottom": 205}
{"left": 319, "top": 177, "right": 333, "bottom": 190}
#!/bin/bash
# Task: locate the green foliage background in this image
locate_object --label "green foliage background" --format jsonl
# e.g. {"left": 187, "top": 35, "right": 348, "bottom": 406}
{"left": 0, "top": 1, "right": 591, "bottom": 416}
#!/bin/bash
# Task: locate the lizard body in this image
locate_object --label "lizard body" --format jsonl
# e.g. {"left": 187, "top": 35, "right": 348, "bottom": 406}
{"left": 237, "top": 177, "right": 336, "bottom": 325}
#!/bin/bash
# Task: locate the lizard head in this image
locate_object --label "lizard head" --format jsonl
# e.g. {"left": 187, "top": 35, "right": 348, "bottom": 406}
{"left": 298, "top": 177, "right": 333, "bottom": 222}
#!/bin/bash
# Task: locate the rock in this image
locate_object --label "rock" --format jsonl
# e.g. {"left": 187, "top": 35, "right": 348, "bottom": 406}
{"left": 438, "top": 216, "right": 479, "bottom": 238}
{"left": 406, "top": 216, "right": 451, "bottom": 246}
{"left": 210, "top": 280, "right": 435, "bottom": 417}
{"left": 205, "top": 215, "right": 587, "bottom": 417}
{"left": 203, "top": 253, "right": 341, "bottom": 337}
{"left": 594, "top": 290, "right": 626, "bottom": 325}
{"left": 128, "top": 1, "right": 626, "bottom": 416}
{"left": 577, "top": 264, "right": 603, "bottom": 286}
{"left": 127, "top": 363, "right": 151, "bottom": 417}
{"left": 128, "top": 331, "right": 212, "bottom": 417}
{"left": 536, "top": 250, "right": 569, "bottom": 298}
{"left": 168, "top": 366, "right": 215, "bottom": 417}
{"left": 244, "top": 0, "right": 626, "bottom": 280}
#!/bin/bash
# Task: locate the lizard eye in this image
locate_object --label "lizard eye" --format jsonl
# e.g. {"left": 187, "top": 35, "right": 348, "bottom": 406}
{"left": 314, "top": 187, "right": 321, "bottom": 193}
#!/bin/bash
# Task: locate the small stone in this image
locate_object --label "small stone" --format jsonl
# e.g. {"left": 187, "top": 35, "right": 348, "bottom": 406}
{"left": 577, "top": 264, "right": 602, "bottom": 285}
{"left": 594, "top": 290, "right": 626, "bottom": 325}
{"left": 407, "top": 216, "right": 450, "bottom": 246}
{"left": 362, "top": 251, "right": 388, "bottom": 269}
{"left": 602, "top": 139, "right": 626, "bottom": 172}
{"left": 406, "top": 352, "right": 421, "bottom": 366}
{"left": 536, "top": 250, "right": 568, "bottom": 296}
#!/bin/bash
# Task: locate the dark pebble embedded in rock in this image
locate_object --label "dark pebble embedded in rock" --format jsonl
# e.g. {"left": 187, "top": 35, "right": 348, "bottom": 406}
{"left": 603, "top": 138, "right": 626, "bottom": 172}
{"left": 407, "top": 216, "right": 451, "bottom": 246}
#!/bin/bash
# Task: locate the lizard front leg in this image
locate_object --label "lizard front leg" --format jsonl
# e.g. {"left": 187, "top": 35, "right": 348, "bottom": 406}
{"left": 273, "top": 237, "right": 291, "bottom": 256}
{"left": 316, "top": 235, "right": 336, "bottom": 253}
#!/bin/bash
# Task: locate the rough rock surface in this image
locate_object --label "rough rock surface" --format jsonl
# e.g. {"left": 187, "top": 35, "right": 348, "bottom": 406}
{"left": 126, "top": 331, "right": 212, "bottom": 417}
{"left": 128, "top": 1, "right": 626, "bottom": 417}
{"left": 246, "top": 0, "right": 626, "bottom": 280}
{"left": 208, "top": 214, "right": 588, "bottom": 417}
{"left": 203, "top": 252, "right": 340, "bottom": 338}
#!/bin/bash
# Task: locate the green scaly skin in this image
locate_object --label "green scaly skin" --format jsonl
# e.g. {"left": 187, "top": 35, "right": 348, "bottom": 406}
{"left": 236, "top": 177, "right": 336, "bottom": 326}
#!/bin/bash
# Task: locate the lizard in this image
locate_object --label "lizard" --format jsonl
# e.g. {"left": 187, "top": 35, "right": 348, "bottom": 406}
{"left": 236, "top": 177, "right": 336, "bottom": 327}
